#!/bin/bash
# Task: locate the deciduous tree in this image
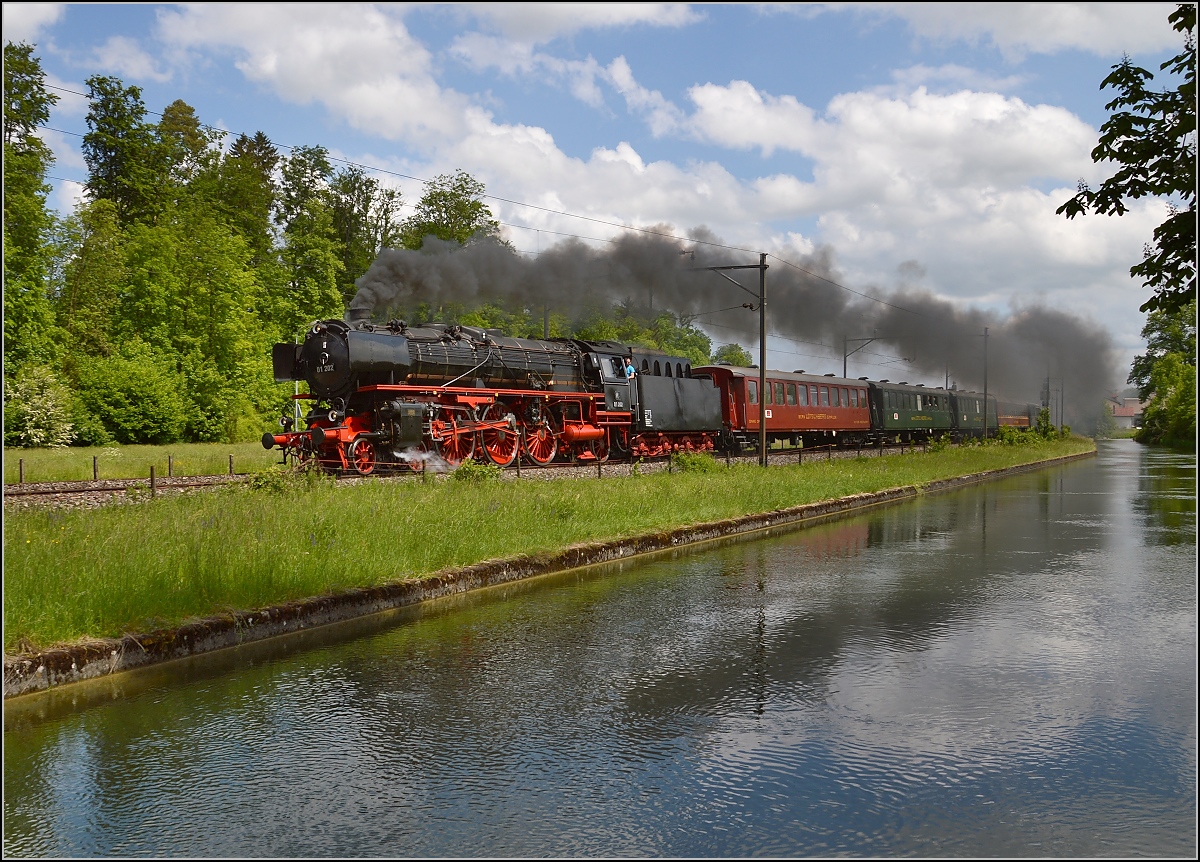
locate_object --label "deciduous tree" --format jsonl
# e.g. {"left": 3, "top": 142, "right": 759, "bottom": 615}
{"left": 3, "top": 42, "right": 60, "bottom": 370}
{"left": 82, "top": 75, "right": 166, "bottom": 226}
{"left": 1057, "top": 4, "right": 1196, "bottom": 315}
{"left": 400, "top": 169, "right": 502, "bottom": 249}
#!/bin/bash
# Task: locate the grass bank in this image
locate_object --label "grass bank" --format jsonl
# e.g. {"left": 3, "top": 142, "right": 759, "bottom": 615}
{"left": 4, "top": 442, "right": 282, "bottom": 485}
{"left": 4, "top": 437, "right": 1094, "bottom": 653}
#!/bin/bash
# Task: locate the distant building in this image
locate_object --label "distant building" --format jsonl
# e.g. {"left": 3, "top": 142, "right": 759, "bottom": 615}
{"left": 1106, "top": 392, "right": 1145, "bottom": 429}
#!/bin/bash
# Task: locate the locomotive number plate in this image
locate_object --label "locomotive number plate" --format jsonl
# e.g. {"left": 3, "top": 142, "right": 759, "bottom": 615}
{"left": 318, "top": 364, "right": 336, "bottom": 373}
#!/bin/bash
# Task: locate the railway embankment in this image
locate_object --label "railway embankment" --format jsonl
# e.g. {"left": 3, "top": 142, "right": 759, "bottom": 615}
{"left": 4, "top": 438, "right": 1096, "bottom": 698}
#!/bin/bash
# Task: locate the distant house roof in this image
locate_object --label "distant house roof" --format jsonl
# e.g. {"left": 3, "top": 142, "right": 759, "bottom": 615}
{"left": 1112, "top": 401, "right": 1144, "bottom": 418}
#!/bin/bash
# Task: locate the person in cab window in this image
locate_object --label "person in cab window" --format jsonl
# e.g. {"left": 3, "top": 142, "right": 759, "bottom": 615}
{"left": 624, "top": 357, "right": 637, "bottom": 379}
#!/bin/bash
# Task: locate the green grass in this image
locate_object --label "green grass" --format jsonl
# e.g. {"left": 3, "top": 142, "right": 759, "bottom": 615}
{"left": 3, "top": 442, "right": 283, "bottom": 484}
{"left": 3, "top": 437, "right": 1095, "bottom": 652}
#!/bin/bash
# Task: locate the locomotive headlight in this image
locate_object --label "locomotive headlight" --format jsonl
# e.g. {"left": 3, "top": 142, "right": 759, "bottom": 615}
{"left": 327, "top": 409, "right": 341, "bottom": 423}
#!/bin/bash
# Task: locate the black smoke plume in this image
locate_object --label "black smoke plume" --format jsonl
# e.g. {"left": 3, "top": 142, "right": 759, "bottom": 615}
{"left": 347, "top": 230, "right": 1116, "bottom": 431}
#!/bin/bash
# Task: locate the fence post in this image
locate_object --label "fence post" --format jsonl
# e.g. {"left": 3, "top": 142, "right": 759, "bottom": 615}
{"left": 798, "top": 446, "right": 802, "bottom": 466}
{"left": 168, "top": 454, "right": 173, "bottom": 477}
{"left": 19, "top": 459, "right": 25, "bottom": 484}
{"left": 597, "top": 462, "right": 602, "bottom": 480}
{"left": 827, "top": 445, "right": 832, "bottom": 462}
{"left": 516, "top": 453, "right": 521, "bottom": 478}
{"left": 93, "top": 455, "right": 99, "bottom": 481}
{"left": 228, "top": 454, "right": 234, "bottom": 476}
{"left": 150, "top": 465, "right": 156, "bottom": 497}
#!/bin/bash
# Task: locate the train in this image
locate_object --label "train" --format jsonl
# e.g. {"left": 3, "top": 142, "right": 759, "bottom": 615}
{"left": 264, "top": 318, "right": 1039, "bottom": 474}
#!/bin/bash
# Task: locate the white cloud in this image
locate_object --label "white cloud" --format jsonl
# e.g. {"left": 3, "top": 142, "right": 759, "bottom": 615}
{"left": 44, "top": 72, "right": 88, "bottom": 116}
{"left": 605, "top": 56, "right": 685, "bottom": 136}
{"left": 451, "top": 33, "right": 609, "bottom": 107}
{"left": 34, "top": 126, "right": 86, "bottom": 171}
{"left": 886, "top": 64, "right": 1027, "bottom": 95}
{"left": 463, "top": 3, "right": 702, "bottom": 44}
{"left": 89, "top": 35, "right": 172, "bottom": 83}
{"left": 1, "top": 2, "right": 63, "bottom": 44}
{"left": 687, "top": 80, "right": 819, "bottom": 158}
{"left": 157, "top": 4, "right": 474, "bottom": 149}
{"left": 52, "top": 177, "right": 86, "bottom": 213}
{"left": 867, "top": 2, "right": 1182, "bottom": 59}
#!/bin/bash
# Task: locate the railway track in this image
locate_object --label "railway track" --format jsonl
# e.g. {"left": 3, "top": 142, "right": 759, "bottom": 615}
{"left": 3, "top": 441, "right": 929, "bottom": 508}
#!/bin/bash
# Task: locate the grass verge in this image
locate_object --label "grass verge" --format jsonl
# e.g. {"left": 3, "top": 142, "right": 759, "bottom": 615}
{"left": 4, "top": 442, "right": 283, "bottom": 485}
{"left": 4, "top": 437, "right": 1094, "bottom": 652}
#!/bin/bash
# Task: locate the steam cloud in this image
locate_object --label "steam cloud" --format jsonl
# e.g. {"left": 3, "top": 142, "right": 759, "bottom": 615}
{"left": 347, "top": 230, "right": 1116, "bottom": 431}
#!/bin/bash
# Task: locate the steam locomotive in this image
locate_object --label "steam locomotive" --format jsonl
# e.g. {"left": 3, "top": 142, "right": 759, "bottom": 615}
{"left": 265, "top": 318, "right": 1035, "bottom": 474}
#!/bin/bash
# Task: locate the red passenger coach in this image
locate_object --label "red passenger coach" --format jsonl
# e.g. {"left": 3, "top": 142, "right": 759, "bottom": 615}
{"left": 692, "top": 366, "right": 872, "bottom": 450}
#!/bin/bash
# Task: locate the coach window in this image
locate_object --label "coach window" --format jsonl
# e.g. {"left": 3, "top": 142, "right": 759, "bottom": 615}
{"left": 775, "top": 382, "right": 785, "bottom": 405}
{"left": 820, "top": 386, "right": 829, "bottom": 407}
{"left": 798, "top": 384, "right": 808, "bottom": 406}
{"left": 786, "top": 383, "right": 796, "bottom": 405}
{"left": 831, "top": 387, "right": 840, "bottom": 407}
{"left": 765, "top": 382, "right": 773, "bottom": 404}
{"left": 849, "top": 388, "right": 858, "bottom": 408}
{"left": 747, "top": 380, "right": 759, "bottom": 404}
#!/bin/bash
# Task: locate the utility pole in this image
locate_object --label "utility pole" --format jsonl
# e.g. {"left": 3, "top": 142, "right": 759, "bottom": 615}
{"left": 693, "top": 253, "right": 770, "bottom": 465}
{"left": 982, "top": 327, "right": 989, "bottom": 439}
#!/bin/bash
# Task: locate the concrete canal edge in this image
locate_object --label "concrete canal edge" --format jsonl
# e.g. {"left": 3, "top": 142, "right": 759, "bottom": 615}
{"left": 4, "top": 449, "right": 1095, "bottom": 700}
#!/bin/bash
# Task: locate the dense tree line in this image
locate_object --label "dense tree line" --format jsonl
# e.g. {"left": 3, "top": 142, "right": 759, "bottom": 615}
{"left": 3, "top": 43, "right": 747, "bottom": 448}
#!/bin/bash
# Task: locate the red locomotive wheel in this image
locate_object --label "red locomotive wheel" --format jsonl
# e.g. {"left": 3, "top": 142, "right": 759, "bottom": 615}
{"left": 610, "top": 427, "right": 631, "bottom": 455}
{"left": 432, "top": 407, "right": 476, "bottom": 466}
{"left": 523, "top": 421, "right": 558, "bottom": 465}
{"left": 348, "top": 437, "right": 376, "bottom": 475}
{"left": 591, "top": 433, "right": 610, "bottom": 463}
{"left": 478, "top": 403, "right": 519, "bottom": 467}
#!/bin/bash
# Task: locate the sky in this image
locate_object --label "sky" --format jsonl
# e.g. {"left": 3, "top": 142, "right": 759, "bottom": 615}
{"left": 3, "top": 2, "right": 1188, "bottom": 397}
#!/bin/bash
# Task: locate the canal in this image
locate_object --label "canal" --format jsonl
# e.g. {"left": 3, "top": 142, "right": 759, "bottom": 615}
{"left": 4, "top": 440, "right": 1195, "bottom": 856}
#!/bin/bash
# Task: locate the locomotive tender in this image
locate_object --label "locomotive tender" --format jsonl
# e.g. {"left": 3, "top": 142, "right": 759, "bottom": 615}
{"left": 265, "top": 318, "right": 1033, "bottom": 474}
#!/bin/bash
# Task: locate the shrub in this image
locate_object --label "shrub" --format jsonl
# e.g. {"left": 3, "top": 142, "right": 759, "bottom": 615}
{"left": 452, "top": 458, "right": 502, "bottom": 483}
{"left": 669, "top": 451, "right": 723, "bottom": 473}
{"left": 3, "top": 365, "right": 75, "bottom": 448}
{"left": 995, "top": 425, "right": 1032, "bottom": 446}
{"left": 246, "top": 467, "right": 295, "bottom": 494}
{"left": 69, "top": 342, "right": 186, "bottom": 444}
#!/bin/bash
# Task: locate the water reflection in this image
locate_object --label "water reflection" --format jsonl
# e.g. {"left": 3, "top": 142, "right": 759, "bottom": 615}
{"left": 5, "top": 441, "right": 1195, "bottom": 857}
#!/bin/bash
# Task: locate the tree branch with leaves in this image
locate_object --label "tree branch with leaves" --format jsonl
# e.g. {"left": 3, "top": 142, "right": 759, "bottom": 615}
{"left": 1057, "top": 4, "right": 1195, "bottom": 315}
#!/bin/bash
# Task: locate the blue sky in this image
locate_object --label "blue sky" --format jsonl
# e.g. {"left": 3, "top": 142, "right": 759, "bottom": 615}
{"left": 4, "top": 2, "right": 1186, "bottom": 382}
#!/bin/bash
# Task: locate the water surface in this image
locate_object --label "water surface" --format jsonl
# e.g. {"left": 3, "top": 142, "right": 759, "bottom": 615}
{"left": 5, "top": 440, "right": 1195, "bottom": 856}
